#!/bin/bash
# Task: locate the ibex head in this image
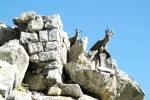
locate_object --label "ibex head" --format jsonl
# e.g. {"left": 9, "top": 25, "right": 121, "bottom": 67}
{"left": 75, "top": 28, "right": 81, "bottom": 36}
{"left": 105, "top": 27, "right": 113, "bottom": 39}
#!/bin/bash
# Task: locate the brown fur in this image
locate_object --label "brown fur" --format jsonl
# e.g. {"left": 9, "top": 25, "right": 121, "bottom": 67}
{"left": 90, "top": 28, "right": 113, "bottom": 66}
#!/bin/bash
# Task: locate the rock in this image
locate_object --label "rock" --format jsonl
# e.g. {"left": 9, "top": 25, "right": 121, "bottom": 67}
{"left": 28, "top": 42, "right": 44, "bottom": 55}
{"left": 24, "top": 73, "right": 46, "bottom": 91}
{"left": 38, "top": 51, "right": 60, "bottom": 62}
{"left": 48, "top": 85, "right": 62, "bottom": 96}
{"left": 48, "top": 83, "right": 83, "bottom": 98}
{"left": 29, "top": 54, "right": 39, "bottom": 63}
{"left": 7, "top": 90, "right": 32, "bottom": 100}
{"left": 45, "top": 41, "right": 60, "bottom": 51}
{"left": 0, "top": 23, "right": 20, "bottom": 46}
{"left": 45, "top": 68, "right": 63, "bottom": 85}
{"left": 0, "top": 61, "right": 15, "bottom": 99}
{"left": 32, "top": 92, "right": 74, "bottom": 100}
{"left": 115, "top": 70, "right": 144, "bottom": 100}
{"left": 78, "top": 95, "right": 98, "bottom": 100}
{"left": 0, "top": 40, "right": 29, "bottom": 88}
{"left": 44, "top": 61, "right": 59, "bottom": 69}
{"left": 65, "top": 62, "right": 117, "bottom": 100}
{"left": 27, "top": 16, "right": 44, "bottom": 32}
{"left": 13, "top": 11, "right": 36, "bottom": 25}
{"left": 20, "top": 32, "right": 38, "bottom": 44}
{"left": 39, "top": 30, "right": 49, "bottom": 42}
{"left": 69, "top": 37, "right": 88, "bottom": 62}
{"left": 57, "top": 83, "right": 83, "bottom": 98}
{"left": 43, "top": 14, "right": 63, "bottom": 30}
{"left": 0, "top": 94, "right": 4, "bottom": 100}
{"left": 48, "top": 29, "right": 61, "bottom": 42}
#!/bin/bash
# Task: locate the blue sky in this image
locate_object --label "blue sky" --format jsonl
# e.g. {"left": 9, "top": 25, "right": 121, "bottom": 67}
{"left": 0, "top": 0, "right": 149, "bottom": 99}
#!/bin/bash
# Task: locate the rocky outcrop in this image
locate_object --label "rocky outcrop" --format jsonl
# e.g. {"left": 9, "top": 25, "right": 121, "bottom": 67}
{"left": 65, "top": 62, "right": 117, "bottom": 100}
{"left": 0, "top": 61, "right": 15, "bottom": 99}
{"left": 0, "top": 11, "right": 144, "bottom": 100}
{"left": 0, "top": 40, "right": 29, "bottom": 88}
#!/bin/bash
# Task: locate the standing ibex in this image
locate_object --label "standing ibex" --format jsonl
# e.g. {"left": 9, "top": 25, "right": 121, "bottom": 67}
{"left": 69, "top": 29, "right": 81, "bottom": 47}
{"left": 90, "top": 28, "right": 113, "bottom": 66}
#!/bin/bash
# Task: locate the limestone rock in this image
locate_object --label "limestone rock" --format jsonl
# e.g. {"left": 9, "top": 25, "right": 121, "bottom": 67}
{"left": 38, "top": 51, "right": 60, "bottom": 62}
{"left": 45, "top": 41, "right": 60, "bottom": 51}
{"left": 0, "top": 40, "right": 29, "bottom": 88}
{"left": 45, "top": 68, "right": 63, "bottom": 85}
{"left": 48, "top": 29, "right": 61, "bottom": 42}
{"left": 43, "top": 14, "right": 63, "bottom": 30}
{"left": 115, "top": 70, "right": 144, "bottom": 100}
{"left": 28, "top": 42, "right": 44, "bottom": 55}
{"left": 48, "top": 85, "right": 62, "bottom": 96}
{"left": 39, "top": 30, "right": 49, "bottom": 42}
{"left": 48, "top": 83, "right": 83, "bottom": 98}
{"left": 27, "top": 16, "right": 44, "bottom": 32}
{"left": 78, "top": 95, "right": 98, "bottom": 100}
{"left": 0, "top": 61, "right": 15, "bottom": 99}
{"left": 13, "top": 11, "right": 36, "bottom": 25}
{"left": 65, "top": 62, "right": 117, "bottom": 100}
{"left": 57, "top": 83, "right": 83, "bottom": 98}
{"left": 7, "top": 90, "right": 32, "bottom": 100}
{"left": 20, "top": 32, "right": 38, "bottom": 44}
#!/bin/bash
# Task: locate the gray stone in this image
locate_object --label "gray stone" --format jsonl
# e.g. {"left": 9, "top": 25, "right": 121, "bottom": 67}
{"left": 60, "top": 46, "right": 67, "bottom": 64}
{"left": 39, "top": 30, "right": 48, "bottom": 42}
{"left": 20, "top": 32, "right": 38, "bottom": 44}
{"left": 28, "top": 42, "right": 44, "bottom": 54}
{"left": 45, "top": 61, "right": 59, "bottom": 69}
{"left": 7, "top": 90, "right": 32, "bottom": 100}
{"left": 27, "top": 16, "right": 44, "bottom": 32}
{"left": 48, "top": 29, "right": 60, "bottom": 42}
{"left": 30, "top": 54, "right": 39, "bottom": 63}
{"left": 43, "top": 14, "right": 63, "bottom": 30}
{"left": 78, "top": 95, "right": 98, "bottom": 100}
{"left": 32, "top": 92, "right": 74, "bottom": 100}
{"left": 48, "top": 85, "right": 62, "bottom": 96}
{"left": 57, "top": 83, "right": 83, "bottom": 98}
{"left": 13, "top": 11, "right": 36, "bottom": 25}
{"left": 0, "top": 94, "right": 4, "bottom": 100}
{"left": 24, "top": 73, "right": 46, "bottom": 91}
{"left": 0, "top": 61, "right": 15, "bottom": 99}
{"left": 39, "top": 51, "right": 60, "bottom": 62}
{"left": 0, "top": 40, "right": 29, "bottom": 88}
{"left": 61, "top": 31, "right": 70, "bottom": 51}
{"left": 45, "top": 41, "right": 60, "bottom": 51}
{"left": 46, "top": 68, "right": 62, "bottom": 85}
{"left": 115, "top": 70, "right": 144, "bottom": 100}
{"left": 65, "top": 63, "right": 117, "bottom": 100}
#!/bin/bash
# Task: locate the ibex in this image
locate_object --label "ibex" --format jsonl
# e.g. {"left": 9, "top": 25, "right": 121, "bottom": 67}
{"left": 69, "top": 29, "right": 81, "bottom": 47}
{"left": 90, "top": 28, "right": 113, "bottom": 66}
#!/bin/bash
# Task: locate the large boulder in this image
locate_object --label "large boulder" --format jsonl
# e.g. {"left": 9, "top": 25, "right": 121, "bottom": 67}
{"left": 115, "top": 70, "right": 144, "bottom": 100}
{"left": 65, "top": 62, "right": 117, "bottom": 100}
{"left": 0, "top": 61, "right": 15, "bottom": 99}
{"left": 65, "top": 61, "right": 144, "bottom": 100}
{"left": 0, "top": 40, "right": 29, "bottom": 88}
